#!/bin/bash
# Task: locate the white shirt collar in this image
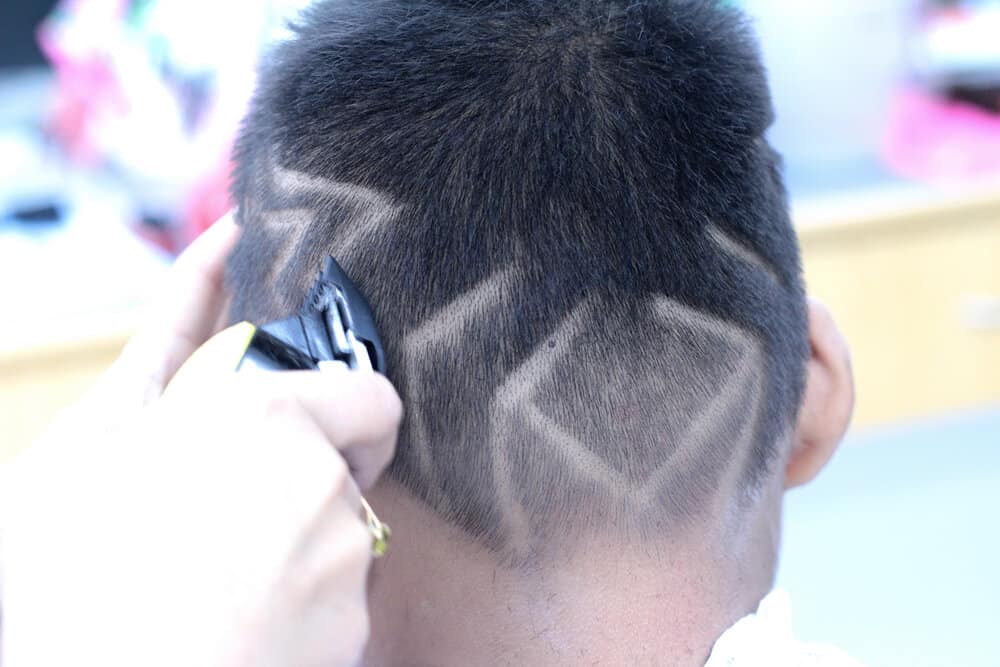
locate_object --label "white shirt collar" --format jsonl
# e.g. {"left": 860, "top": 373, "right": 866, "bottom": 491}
{"left": 706, "top": 590, "right": 863, "bottom": 666}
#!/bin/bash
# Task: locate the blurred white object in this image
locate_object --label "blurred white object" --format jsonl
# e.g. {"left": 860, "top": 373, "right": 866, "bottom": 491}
{"left": 38, "top": 0, "right": 314, "bottom": 241}
{"left": 743, "top": 0, "right": 911, "bottom": 169}
{"left": 911, "top": 5, "right": 1000, "bottom": 87}
{"left": 959, "top": 293, "right": 1000, "bottom": 331}
{"left": 0, "top": 130, "right": 63, "bottom": 216}
{"left": 0, "top": 175, "right": 170, "bottom": 355}
{"left": 706, "top": 591, "right": 863, "bottom": 667}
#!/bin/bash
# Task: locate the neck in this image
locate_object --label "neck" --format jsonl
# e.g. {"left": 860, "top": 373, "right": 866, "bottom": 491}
{"left": 362, "top": 482, "right": 780, "bottom": 666}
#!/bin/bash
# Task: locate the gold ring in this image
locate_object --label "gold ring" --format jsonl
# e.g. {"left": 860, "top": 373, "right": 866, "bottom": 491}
{"left": 360, "top": 496, "right": 391, "bottom": 557}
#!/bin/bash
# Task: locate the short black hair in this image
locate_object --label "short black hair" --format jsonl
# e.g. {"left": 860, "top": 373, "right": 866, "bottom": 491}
{"left": 227, "top": 0, "right": 808, "bottom": 564}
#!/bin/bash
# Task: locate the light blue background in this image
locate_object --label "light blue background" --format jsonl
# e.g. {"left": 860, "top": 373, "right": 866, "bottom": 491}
{"left": 777, "top": 407, "right": 1000, "bottom": 666}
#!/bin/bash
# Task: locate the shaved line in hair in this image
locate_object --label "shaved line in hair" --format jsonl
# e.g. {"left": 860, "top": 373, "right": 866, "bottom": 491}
{"left": 706, "top": 223, "right": 784, "bottom": 286}
{"left": 631, "top": 346, "right": 762, "bottom": 508}
{"left": 403, "top": 266, "right": 522, "bottom": 514}
{"left": 260, "top": 208, "right": 315, "bottom": 288}
{"left": 258, "top": 153, "right": 404, "bottom": 295}
{"left": 633, "top": 304, "right": 766, "bottom": 524}
{"left": 490, "top": 296, "right": 600, "bottom": 552}
{"left": 271, "top": 158, "right": 398, "bottom": 212}
{"left": 486, "top": 295, "right": 765, "bottom": 555}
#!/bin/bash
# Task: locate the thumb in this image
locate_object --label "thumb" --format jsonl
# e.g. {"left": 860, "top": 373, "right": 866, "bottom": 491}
{"left": 97, "top": 215, "right": 239, "bottom": 412}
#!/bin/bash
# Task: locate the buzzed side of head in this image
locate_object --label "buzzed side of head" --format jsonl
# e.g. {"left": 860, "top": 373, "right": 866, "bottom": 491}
{"left": 227, "top": 0, "right": 808, "bottom": 564}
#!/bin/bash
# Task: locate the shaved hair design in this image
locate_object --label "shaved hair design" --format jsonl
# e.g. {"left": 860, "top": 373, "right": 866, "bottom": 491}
{"left": 227, "top": 0, "right": 809, "bottom": 564}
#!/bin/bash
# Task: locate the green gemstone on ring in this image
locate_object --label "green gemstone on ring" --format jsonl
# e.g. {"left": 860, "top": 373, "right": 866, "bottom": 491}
{"left": 372, "top": 522, "right": 391, "bottom": 558}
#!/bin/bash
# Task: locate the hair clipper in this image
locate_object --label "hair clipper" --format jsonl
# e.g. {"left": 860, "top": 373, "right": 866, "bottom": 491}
{"left": 178, "top": 255, "right": 391, "bottom": 556}
{"left": 236, "top": 256, "right": 386, "bottom": 374}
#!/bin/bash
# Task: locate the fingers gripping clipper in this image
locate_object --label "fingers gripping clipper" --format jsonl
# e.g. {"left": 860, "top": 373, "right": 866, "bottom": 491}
{"left": 235, "top": 256, "right": 391, "bottom": 557}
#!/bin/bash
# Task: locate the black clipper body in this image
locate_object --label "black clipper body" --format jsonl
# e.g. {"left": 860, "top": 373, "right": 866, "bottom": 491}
{"left": 238, "top": 256, "right": 385, "bottom": 374}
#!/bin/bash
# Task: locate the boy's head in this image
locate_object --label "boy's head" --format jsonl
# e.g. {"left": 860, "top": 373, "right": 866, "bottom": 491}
{"left": 226, "top": 0, "right": 853, "bottom": 662}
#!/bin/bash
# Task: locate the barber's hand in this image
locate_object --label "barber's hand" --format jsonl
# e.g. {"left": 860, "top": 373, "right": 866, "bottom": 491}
{"left": 0, "top": 215, "right": 403, "bottom": 667}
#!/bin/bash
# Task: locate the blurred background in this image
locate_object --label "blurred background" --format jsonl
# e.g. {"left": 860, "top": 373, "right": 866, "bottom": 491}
{"left": 0, "top": 0, "right": 997, "bottom": 664}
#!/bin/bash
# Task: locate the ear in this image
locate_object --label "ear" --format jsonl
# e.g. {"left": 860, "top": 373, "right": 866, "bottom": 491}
{"left": 785, "top": 298, "right": 855, "bottom": 489}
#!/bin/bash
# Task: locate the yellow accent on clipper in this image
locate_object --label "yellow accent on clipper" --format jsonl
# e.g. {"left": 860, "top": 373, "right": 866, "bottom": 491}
{"left": 163, "top": 322, "right": 257, "bottom": 397}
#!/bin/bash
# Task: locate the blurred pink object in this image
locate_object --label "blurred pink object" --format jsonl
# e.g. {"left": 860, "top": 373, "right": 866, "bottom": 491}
{"left": 37, "top": 0, "right": 129, "bottom": 163}
{"left": 34, "top": 0, "right": 311, "bottom": 252}
{"left": 884, "top": 88, "right": 1000, "bottom": 185}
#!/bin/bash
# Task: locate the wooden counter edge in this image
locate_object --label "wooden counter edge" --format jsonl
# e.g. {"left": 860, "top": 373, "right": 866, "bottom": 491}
{"left": 0, "top": 310, "right": 136, "bottom": 371}
{"left": 794, "top": 180, "right": 1000, "bottom": 243}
